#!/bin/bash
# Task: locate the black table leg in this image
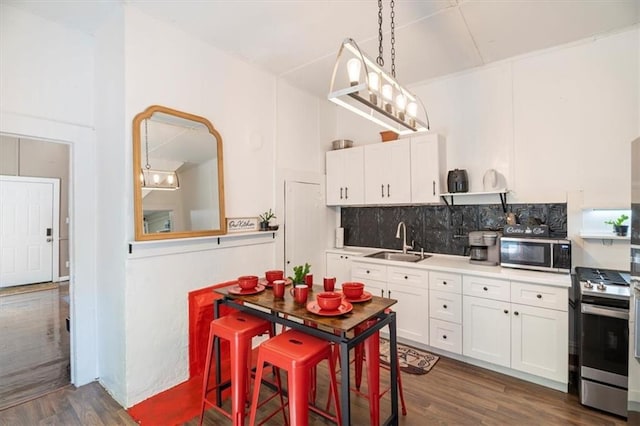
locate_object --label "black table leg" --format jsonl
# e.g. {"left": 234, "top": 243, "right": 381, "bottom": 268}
{"left": 388, "top": 312, "right": 399, "bottom": 425}
{"left": 340, "top": 338, "right": 350, "bottom": 426}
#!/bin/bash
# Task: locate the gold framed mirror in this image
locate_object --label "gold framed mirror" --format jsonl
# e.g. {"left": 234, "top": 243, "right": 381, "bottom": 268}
{"left": 133, "top": 105, "right": 226, "bottom": 241}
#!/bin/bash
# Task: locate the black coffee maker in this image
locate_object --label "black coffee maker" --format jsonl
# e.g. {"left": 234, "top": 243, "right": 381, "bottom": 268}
{"left": 447, "top": 169, "right": 469, "bottom": 193}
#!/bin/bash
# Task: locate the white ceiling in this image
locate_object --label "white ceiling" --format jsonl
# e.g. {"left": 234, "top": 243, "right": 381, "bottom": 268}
{"left": 5, "top": 0, "right": 639, "bottom": 97}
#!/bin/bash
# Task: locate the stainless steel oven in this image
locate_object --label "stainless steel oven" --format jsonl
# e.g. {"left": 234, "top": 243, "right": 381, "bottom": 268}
{"left": 576, "top": 267, "right": 630, "bottom": 418}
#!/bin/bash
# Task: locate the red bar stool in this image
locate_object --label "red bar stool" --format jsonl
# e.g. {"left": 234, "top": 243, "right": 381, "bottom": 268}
{"left": 199, "top": 311, "right": 285, "bottom": 426}
{"left": 248, "top": 329, "right": 342, "bottom": 426}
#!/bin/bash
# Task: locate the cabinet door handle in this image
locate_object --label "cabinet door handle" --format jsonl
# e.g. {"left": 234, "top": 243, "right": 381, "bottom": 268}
{"left": 404, "top": 275, "right": 408, "bottom": 280}
{"left": 443, "top": 304, "right": 448, "bottom": 309}
{"left": 442, "top": 281, "right": 447, "bottom": 285}
{"left": 340, "top": 255, "right": 344, "bottom": 259}
{"left": 536, "top": 294, "right": 542, "bottom": 299}
{"left": 381, "top": 184, "right": 384, "bottom": 197}
{"left": 345, "top": 187, "right": 348, "bottom": 199}
{"left": 483, "top": 286, "right": 488, "bottom": 291}
{"left": 387, "top": 184, "right": 391, "bottom": 197}
{"left": 514, "top": 311, "right": 519, "bottom": 316}
{"left": 442, "top": 335, "right": 447, "bottom": 340}
{"left": 345, "top": 256, "right": 348, "bottom": 260}
{"left": 366, "top": 270, "right": 370, "bottom": 274}
{"left": 340, "top": 187, "right": 343, "bottom": 199}
{"left": 504, "top": 309, "right": 509, "bottom": 314}
{"left": 380, "top": 289, "right": 384, "bottom": 297}
{"left": 432, "top": 180, "right": 436, "bottom": 196}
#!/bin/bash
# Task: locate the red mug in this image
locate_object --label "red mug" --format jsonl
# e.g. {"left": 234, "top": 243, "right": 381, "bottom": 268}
{"left": 272, "top": 280, "right": 286, "bottom": 298}
{"left": 290, "top": 285, "right": 309, "bottom": 304}
{"left": 323, "top": 277, "right": 336, "bottom": 292}
{"left": 304, "top": 274, "right": 313, "bottom": 286}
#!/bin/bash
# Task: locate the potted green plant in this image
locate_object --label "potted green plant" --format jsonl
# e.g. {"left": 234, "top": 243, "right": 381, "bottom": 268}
{"left": 289, "top": 263, "right": 311, "bottom": 285}
{"left": 258, "top": 209, "right": 276, "bottom": 231}
{"left": 604, "top": 214, "right": 629, "bottom": 236}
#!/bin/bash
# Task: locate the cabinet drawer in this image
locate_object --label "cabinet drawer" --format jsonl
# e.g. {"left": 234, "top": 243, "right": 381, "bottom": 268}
{"left": 429, "top": 290, "right": 462, "bottom": 323}
{"left": 387, "top": 266, "right": 428, "bottom": 288}
{"left": 511, "top": 281, "right": 568, "bottom": 312}
{"left": 351, "top": 262, "right": 387, "bottom": 281}
{"left": 463, "top": 276, "right": 510, "bottom": 301}
{"left": 429, "top": 271, "right": 462, "bottom": 293}
{"left": 429, "top": 318, "right": 462, "bottom": 354}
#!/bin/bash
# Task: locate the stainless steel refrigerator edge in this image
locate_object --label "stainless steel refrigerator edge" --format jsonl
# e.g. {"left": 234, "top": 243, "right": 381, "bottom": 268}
{"left": 629, "top": 136, "right": 640, "bottom": 418}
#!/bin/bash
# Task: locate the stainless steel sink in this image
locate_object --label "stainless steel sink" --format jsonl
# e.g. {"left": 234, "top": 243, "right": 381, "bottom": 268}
{"left": 365, "top": 251, "right": 430, "bottom": 262}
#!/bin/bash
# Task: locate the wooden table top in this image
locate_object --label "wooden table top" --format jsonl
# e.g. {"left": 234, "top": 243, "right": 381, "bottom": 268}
{"left": 215, "top": 284, "right": 397, "bottom": 333}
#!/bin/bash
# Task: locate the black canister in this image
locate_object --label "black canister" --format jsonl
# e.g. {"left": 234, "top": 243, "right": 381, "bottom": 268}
{"left": 447, "top": 169, "right": 469, "bottom": 193}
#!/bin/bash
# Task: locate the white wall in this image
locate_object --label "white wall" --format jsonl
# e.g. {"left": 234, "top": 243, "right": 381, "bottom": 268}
{"left": 336, "top": 27, "right": 639, "bottom": 270}
{"left": 0, "top": 4, "right": 99, "bottom": 387}
{"left": 94, "top": 7, "right": 127, "bottom": 405}
{"left": 121, "top": 6, "right": 333, "bottom": 405}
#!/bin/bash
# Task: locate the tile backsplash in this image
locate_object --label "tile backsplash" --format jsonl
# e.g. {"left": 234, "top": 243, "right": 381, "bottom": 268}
{"left": 341, "top": 203, "right": 567, "bottom": 256}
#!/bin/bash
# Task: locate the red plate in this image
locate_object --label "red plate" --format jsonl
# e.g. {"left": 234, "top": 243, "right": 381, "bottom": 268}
{"left": 259, "top": 277, "right": 293, "bottom": 288}
{"left": 306, "top": 300, "right": 353, "bottom": 316}
{"left": 336, "top": 290, "right": 373, "bottom": 303}
{"left": 228, "top": 284, "right": 266, "bottom": 295}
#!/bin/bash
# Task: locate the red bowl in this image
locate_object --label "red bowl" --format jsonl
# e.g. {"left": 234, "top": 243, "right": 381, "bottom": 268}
{"left": 237, "top": 275, "right": 259, "bottom": 290}
{"left": 316, "top": 292, "right": 343, "bottom": 310}
{"left": 265, "top": 270, "right": 284, "bottom": 283}
{"left": 342, "top": 282, "right": 365, "bottom": 299}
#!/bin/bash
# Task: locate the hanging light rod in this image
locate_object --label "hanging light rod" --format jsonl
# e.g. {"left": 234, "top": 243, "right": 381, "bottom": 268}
{"left": 328, "top": 38, "right": 430, "bottom": 136}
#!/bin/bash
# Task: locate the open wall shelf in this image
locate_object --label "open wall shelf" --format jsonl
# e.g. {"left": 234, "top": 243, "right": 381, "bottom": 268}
{"left": 440, "top": 190, "right": 509, "bottom": 213}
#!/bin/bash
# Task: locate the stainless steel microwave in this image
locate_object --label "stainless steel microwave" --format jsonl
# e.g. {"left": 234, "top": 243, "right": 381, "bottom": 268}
{"left": 500, "top": 237, "right": 571, "bottom": 273}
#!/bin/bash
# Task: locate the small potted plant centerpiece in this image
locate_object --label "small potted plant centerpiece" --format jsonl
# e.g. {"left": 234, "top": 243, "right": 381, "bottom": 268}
{"left": 289, "top": 263, "right": 311, "bottom": 285}
{"left": 605, "top": 214, "right": 630, "bottom": 237}
{"left": 258, "top": 209, "right": 276, "bottom": 231}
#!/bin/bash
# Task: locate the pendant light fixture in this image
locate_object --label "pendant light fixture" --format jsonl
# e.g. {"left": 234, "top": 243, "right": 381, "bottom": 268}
{"left": 328, "top": 0, "right": 429, "bottom": 135}
{"left": 141, "top": 119, "right": 180, "bottom": 190}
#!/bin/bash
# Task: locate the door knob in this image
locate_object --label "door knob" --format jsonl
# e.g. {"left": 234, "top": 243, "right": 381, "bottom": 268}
{"left": 46, "top": 238, "right": 53, "bottom": 242}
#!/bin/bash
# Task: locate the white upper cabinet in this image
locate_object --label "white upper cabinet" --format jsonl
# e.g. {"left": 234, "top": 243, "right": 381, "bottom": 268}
{"left": 325, "top": 133, "right": 445, "bottom": 206}
{"left": 411, "top": 134, "right": 446, "bottom": 204}
{"left": 364, "top": 140, "right": 411, "bottom": 204}
{"left": 326, "top": 146, "right": 364, "bottom": 206}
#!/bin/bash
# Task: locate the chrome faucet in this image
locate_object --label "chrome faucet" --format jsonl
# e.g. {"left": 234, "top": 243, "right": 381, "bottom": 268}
{"left": 395, "top": 221, "right": 413, "bottom": 254}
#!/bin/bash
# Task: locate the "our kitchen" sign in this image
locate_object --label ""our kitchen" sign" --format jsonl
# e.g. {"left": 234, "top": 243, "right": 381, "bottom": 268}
{"left": 226, "top": 217, "right": 259, "bottom": 233}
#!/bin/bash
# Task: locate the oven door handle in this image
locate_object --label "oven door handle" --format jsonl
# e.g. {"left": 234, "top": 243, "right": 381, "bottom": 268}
{"left": 581, "top": 303, "right": 629, "bottom": 320}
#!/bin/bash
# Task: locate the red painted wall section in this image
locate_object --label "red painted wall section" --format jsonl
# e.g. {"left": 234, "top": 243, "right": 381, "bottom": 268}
{"left": 188, "top": 280, "right": 236, "bottom": 378}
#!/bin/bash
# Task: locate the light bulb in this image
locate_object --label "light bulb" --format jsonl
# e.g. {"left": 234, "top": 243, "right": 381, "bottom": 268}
{"left": 153, "top": 174, "right": 160, "bottom": 184}
{"left": 382, "top": 84, "right": 393, "bottom": 113}
{"left": 395, "top": 94, "right": 407, "bottom": 121}
{"left": 406, "top": 102, "right": 418, "bottom": 128}
{"left": 347, "top": 58, "right": 361, "bottom": 86}
{"left": 167, "top": 174, "right": 174, "bottom": 185}
{"left": 368, "top": 72, "right": 380, "bottom": 105}
{"left": 406, "top": 102, "right": 418, "bottom": 117}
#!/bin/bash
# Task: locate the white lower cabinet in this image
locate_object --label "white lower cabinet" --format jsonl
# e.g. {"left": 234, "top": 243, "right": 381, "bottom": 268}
{"left": 463, "top": 296, "right": 511, "bottom": 366}
{"left": 346, "top": 261, "right": 569, "bottom": 388}
{"left": 511, "top": 303, "right": 568, "bottom": 382}
{"left": 430, "top": 318, "right": 462, "bottom": 354}
{"left": 462, "top": 275, "right": 569, "bottom": 384}
{"left": 352, "top": 262, "right": 429, "bottom": 344}
{"left": 325, "top": 252, "right": 353, "bottom": 286}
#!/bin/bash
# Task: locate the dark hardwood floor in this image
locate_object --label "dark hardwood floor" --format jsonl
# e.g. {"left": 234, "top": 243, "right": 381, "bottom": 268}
{"left": 0, "top": 281, "right": 70, "bottom": 411}
{"left": 0, "top": 285, "right": 633, "bottom": 425}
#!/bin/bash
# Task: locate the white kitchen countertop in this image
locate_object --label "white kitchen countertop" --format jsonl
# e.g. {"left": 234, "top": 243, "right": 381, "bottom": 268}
{"left": 326, "top": 246, "right": 571, "bottom": 288}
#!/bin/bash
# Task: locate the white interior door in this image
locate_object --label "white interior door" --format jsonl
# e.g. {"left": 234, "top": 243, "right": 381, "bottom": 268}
{"left": 0, "top": 176, "right": 57, "bottom": 287}
{"left": 284, "top": 181, "right": 324, "bottom": 280}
